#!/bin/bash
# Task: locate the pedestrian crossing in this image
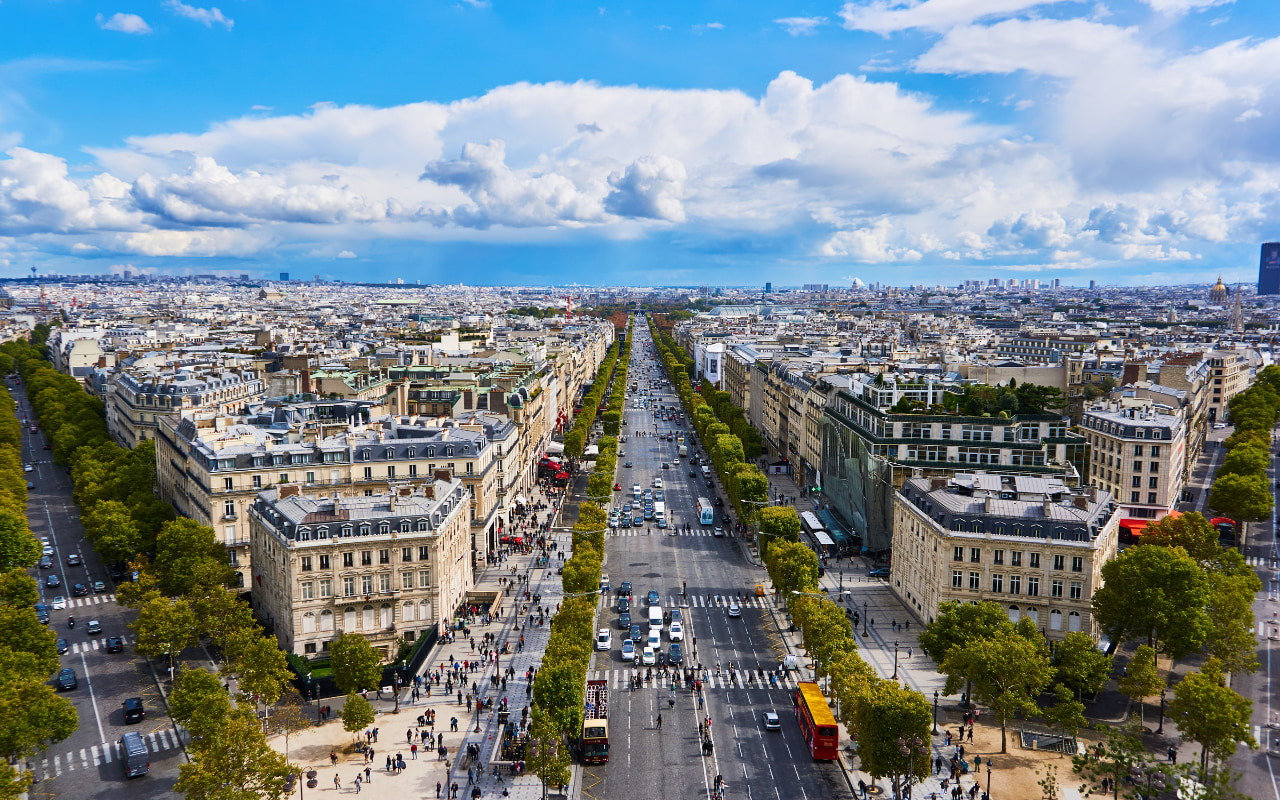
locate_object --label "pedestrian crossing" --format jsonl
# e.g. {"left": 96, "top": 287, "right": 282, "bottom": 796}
{"left": 61, "top": 594, "right": 117, "bottom": 609}
{"left": 68, "top": 634, "right": 134, "bottom": 655}
{"left": 1245, "top": 555, "right": 1278, "bottom": 568}
{"left": 587, "top": 667, "right": 802, "bottom": 691}
{"left": 609, "top": 529, "right": 725, "bottom": 537}
{"left": 600, "top": 595, "right": 772, "bottom": 611}
{"left": 33, "top": 727, "right": 186, "bottom": 781}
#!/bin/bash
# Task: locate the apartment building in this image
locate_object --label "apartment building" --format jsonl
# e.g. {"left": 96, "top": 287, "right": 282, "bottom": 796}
{"left": 248, "top": 479, "right": 472, "bottom": 659}
{"left": 891, "top": 473, "right": 1120, "bottom": 640}
{"left": 1080, "top": 399, "right": 1186, "bottom": 527}
{"left": 112, "top": 364, "right": 265, "bottom": 449}
{"left": 156, "top": 401, "right": 515, "bottom": 588}
{"left": 1206, "top": 348, "right": 1249, "bottom": 423}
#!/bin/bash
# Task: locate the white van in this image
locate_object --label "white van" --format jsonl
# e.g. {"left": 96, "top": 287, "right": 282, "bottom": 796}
{"left": 654, "top": 501, "right": 666, "bottom": 523}
{"left": 648, "top": 605, "right": 663, "bottom": 634}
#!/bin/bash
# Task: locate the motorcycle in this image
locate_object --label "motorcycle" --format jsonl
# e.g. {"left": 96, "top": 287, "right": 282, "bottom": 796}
{"left": 67, "top": 617, "right": 74, "bottom": 629}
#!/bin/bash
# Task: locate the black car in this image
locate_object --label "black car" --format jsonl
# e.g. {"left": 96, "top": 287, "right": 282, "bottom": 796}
{"left": 66, "top": 554, "right": 82, "bottom": 567}
{"left": 868, "top": 567, "right": 891, "bottom": 579}
{"left": 618, "top": 612, "right": 631, "bottom": 630}
{"left": 105, "top": 636, "right": 124, "bottom": 654}
{"left": 123, "top": 697, "right": 145, "bottom": 724}
{"left": 618, "top": 597, "right": 630, "bottom": 613}
{"left": 34, "top": 603, "right": 48, "bottom": 625}
{"left": 45, "top": 574, "right": 59, "bottom": 588}
{"left": 618, "top": 581, "right": 632, "bottom": 596}
{"left": 646, "top": 590, "right": 660, "bottom": 607}
{"left": 669, "top": 643, "right": 683, "bottom": 665}
{"left": 56, "top": 668, "right": 77, "bottom": 691}
{"left": 72, "top": 583, "right": 88, "bottom": 597}
{"left": 55, "top": 638, "right": 68, "bottom": 655}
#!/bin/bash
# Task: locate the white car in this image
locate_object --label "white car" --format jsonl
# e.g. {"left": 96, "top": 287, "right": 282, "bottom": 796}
{"left": 641, "top": 647, "right": 656, "bottom": 666}
{"left": 728, "top": 603, "right": 741, "bottom": 618}
{"left": 51, "top": 596, "right": 66, "bottom": 610}
{"left": 652, "top": 478, "right": 663, "bottom": 488}
{"left": 42, "top": 545, "right": 53, "bottom": 557}
{"left": 669, "top": 620, "right": 684, "bottom": 641}
{"left": 673, "top": 458, "right": 680, "bottom": 465}
{"left": 621, "top": 639, "right": 636, "bottom": 662}
{"left": 647, "top": 630, "right": 661, "bottom": 650}
{"left": 23, "top": 464, "right": 32, "bottom": 473}
{"left": 713, "top": 528, "right": 724, "bottom": 537}
{"left": 763, "top": 711, "right": 781, "bottom": 731}
{"left": 596, "top": 628, "right": 612, "bottom": 651}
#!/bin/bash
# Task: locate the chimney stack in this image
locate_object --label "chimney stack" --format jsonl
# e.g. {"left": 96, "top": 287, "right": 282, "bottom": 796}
{"left": 1043, "top": 495, "right": 1053, "bottom": 517}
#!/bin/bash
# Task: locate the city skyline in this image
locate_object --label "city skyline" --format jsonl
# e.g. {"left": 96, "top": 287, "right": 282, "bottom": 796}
{"left": 2, "top": 0, "right": 1280, "bottom": 285}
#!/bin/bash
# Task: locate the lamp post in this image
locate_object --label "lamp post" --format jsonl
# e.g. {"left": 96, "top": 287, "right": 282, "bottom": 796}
{"left": 1156, "top": 686, "right": 1167, "bottom": 735}
{"left": 987, "top": 761, "right": 993, "bottom": 800}
{"left": 896, "top": 735, "right": 929, "bottom": 799}
{"left": 893, "top": 640, "right": 900, "bottom": 680}
{"left": 932, "top": 690, "right": 939, "bottom": 735}
{"left": 862, "top": 601, "right": 868, "bottom": 636}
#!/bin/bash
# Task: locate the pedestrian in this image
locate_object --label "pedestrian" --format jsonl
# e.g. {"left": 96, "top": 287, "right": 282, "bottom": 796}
{"left": 334, "top": 774, "right": 341, "bottom": 791}
{"left": 355, "top": 775, "right": 362, "bottom": 794}
{"left": 364, "top": 766, "right": 371, "bottom": 783}
{"left": 437, "top": 781, "right": 443, "bottom": 799}
{"left": 412, "top": 743, "right": 418, "bottom": 759}
{"left": 1168, "top": 746, "right": 1177, "bottom": 764}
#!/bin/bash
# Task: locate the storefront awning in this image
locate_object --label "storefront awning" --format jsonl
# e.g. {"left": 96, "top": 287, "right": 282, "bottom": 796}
{"left": 545, "top": 441, "right": 565, "bottom": 455}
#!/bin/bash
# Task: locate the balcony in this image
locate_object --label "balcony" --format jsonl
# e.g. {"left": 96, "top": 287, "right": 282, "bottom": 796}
{"left": 223, "top": 537, "right": 252, "bottom": 548}
{"left": 221, "top": 512, "right": 238, "bottom": 521}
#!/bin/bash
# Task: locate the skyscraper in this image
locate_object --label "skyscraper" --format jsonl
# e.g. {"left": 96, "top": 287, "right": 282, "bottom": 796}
{"left": 1258, "top": 242, "right": 1280, "bottom": 295}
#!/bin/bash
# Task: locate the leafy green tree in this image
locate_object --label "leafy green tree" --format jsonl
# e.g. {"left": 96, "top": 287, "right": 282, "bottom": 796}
{"left": 81, "top": 500, "right": 141, "bottom": 566}
{"left": 221, "top": 630, "right": 293, "bottom": 706}
{"left": 1203, "top": 570, "right": 1260, "bottom": 676}
{"left": 1142, "top": 512, "right": 1226, "bottom": 567}
{"left": 1091, "top": 544, "right": 1210, "bottom": 658}
{"left": 919, "top": 600, "right": 1012, "bottom": 702}
{"left": 0, "top": 513, "right": 38, "bottom": 573}
{"left": 1072, "top": 724, "right": 1158, "bottom": 800}
{"left": 0, "top": 570, "right": 39, "bottom": 609}
{"left": 1052, "top": 631, "right": 1113, "bottom": 699}
{"left": 532, "top": 662, "right": 585, "bottom": 735}
{"left": 850, "top": 680, "right": 933, "bottom": 796}
{"left": 1043, "top": 684, "right": 1086, "bottom": 755}
{"left": 764, "top": 539, "right": 819, "bottom": 598}
{"left": 1208, "top": 472, "right": 1273, "bottom": 529}
{"left": 1168, "top": 657, "right": 1256, "bottom": 770}
{"left": 340, "top": 692, "right": 375, "bottom": 739}
{"left": 1217, "top": 444, "right": 1270, "bottom": 478}
{"left": 0, "top": 649, "right": 78, "bottom": 764}
{"left": 154, "top": 518, "right": 234, "bottom": 597}
{"left": 170, "top": 667, "right": 232, "bottom": 742}
{"left": 941, "top": 627, "right": 1055, "bottom": 752}
{"left": 528, "top": 706, "right": 572, "bottom": 795}
{"left": 1118, "top": 645, "right": 1163, "bottom": 728}
{"left": 131, "top": 595, "right": 200, "bottom": 674}
{"left": 329, "top": 632, "right": 384, "bottom": 695}
{"left": 175, "top": 705, "right": 294, "bottom": 800}
{"left": 0, "top": 606, "right": 59, "bottom": 679}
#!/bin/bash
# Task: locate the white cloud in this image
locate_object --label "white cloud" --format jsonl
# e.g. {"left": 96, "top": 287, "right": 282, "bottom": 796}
{"left": 337, "top": 250, "right": 357, "bottom": 258}
{"left": 914, "top": 18, "right": 1139, "bottom": 77}
{"left": 1140, "top": 0, "right": 1233, "bottom": 13}
{"left": 776, "top": 17, "right": 827, "bottom": 36}
{"left": 839, "top": 0, "right": 1071, "bottom": 35}
{"left": 693, "top": 22, "right": 725, "bottom": 32}
{"left": 820, "top": 218, "right": 923, "bottom": 261}
{"left": 164, "top": 0, "right": 233, "bottom": 30}
{"left": 96, "top": 13, "right": 152, "bottom": 34}
{"left": 604, "top": 155, "right": 687, "bottom": 222}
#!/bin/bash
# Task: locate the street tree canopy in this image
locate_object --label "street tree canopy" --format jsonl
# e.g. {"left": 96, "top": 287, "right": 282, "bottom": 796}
{"left": 1091, "top": 544, "right": 1210, "bottom": 658}
{"left": 941, "top": 626, "right": 1054, "bottom": 753}
{"left": 329, "top": 632, "right": 383, "bottom": 695}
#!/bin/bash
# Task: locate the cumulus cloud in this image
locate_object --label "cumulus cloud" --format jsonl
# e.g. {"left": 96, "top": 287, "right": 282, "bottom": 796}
{"left": 164, "top": 0, "right": 233, "bottom": 30}
{"left": 820, "top": 218, "right": 922, "bottom": 261}
{"left": 987, "top": 210, "right": 1075, "bottom": 251}
{"left": 604, "top": 156, "right": 687, "bottom": 222}
{"left": 839, "top": 0, "right": 1067, "bottom": 35}
{"left": 96, "top": 13, "right": 152, "bottom": 34}
{"left": 776, "top": 17, "right": 827, "bottom": 36}
{"left": 337, "top": 250, "right": 357, "bottom": 258}
{"left": 1141, "top": 0, "right": 1233, "bottom": 13}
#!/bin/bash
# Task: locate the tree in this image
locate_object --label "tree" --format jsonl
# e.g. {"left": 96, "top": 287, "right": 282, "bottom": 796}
{"left": 329, "top": 632, "right": 383, "bottom": 695}
{"left": 1118, "top": 645, "right": 1163, "bottom": 728}
{"left": 1072, "top": 724, "right": 1157, "bottom": 800}
{"left": 0, "top": 570, "right": 39, "bottom": 609}
{"left": 1203, "top": 570, "right": 1260, "bottom": 676}
{"left": 175, "top": 706, "right": 294, "bottom": 800}
{"left": 170, "top": 667, "right": 232, "bottom": 742}
{"left": 850, "top": 680, "right": 933, "bottom": 797}
{"left": 918, "top": 600, "right": 1012, "bottom": 702}
{"left": 1217, "top": 445, "right": 1270, "bottom": 479}
{"left": 0, "top": 650, "right": 78, "bottom": 763}
{"left": 0, "top": 606, "right": 59, "bottom": 679}
{"left": 1042, "top": 684, "right": 1086, "bottom": 756}
{"left": 340, "top": 692, "right": 375, "bottom": 739}
{"left": 221, "top": 630, "right": 293, "bottom": 706}
{"left": 1208, "top": 472, "right": 1273, "bottom": 528}
{"left": 1168, "top": 657, "right": 1256, "bottom": 770}
{"left": 528, "top": 706, "right": 572, "bottom": 795}
{"left": 1142, "top": 512, "right": 1225, "bottom": 567}
{"left": 764, "top": 539, "right": 819, "bottom": 598}
{"left": 532, "top": 662, "right": 585, "bottom": 736}
{"left": 941, "top": 627, "right": 1055, "bottom": 752}
{"left": 1091, "top": 545, "right": 1210, "bottom": 658}
{"left": 81, "top": 500, "right": 141, "bottom": 567}
{"left": 1052, "top": 631, "right": 1113, "bottom": 699}
{"left": 265, "top": 689, "right": 312, "bottom": 760}
{"left": 131, "top": 595, "right": 199, "bottom": 675}
{"left": 153, "top": 518, "right": 234, "bottom": 597}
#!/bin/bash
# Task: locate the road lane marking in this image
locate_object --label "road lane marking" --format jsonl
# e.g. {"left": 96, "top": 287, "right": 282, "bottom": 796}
{"left": 78, "top": 649, "right": 107, "bottom": 745}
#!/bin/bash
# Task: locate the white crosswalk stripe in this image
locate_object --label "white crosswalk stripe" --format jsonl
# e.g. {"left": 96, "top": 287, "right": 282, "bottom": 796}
{"left": 590, "top": 667, "right": 799, "bottom": 691}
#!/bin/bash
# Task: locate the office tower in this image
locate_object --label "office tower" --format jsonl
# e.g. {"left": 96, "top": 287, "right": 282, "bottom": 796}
{"left": 280, "top": 272, "right": 289, "bottom": 281}
{"left": 764, "top": 282, "right": 771, "bottom": 294}
{"left": 1258, "top": 242, "right": 1280, "bottom": 295}
{"left": 1089, "top": 280, "right": 1096, "bottom": 290}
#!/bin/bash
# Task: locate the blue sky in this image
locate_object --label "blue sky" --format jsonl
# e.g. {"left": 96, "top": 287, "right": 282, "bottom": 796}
{"left": 2, "top": 0, "right": 1280, "bottom": 286}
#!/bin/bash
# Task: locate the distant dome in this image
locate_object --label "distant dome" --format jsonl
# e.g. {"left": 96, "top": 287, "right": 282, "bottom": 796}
{"left": 508, "top": 392, "right": 524, "bottom": 408}
{"left": 1210, "top": 276, "right": 1229, "bottom": 305}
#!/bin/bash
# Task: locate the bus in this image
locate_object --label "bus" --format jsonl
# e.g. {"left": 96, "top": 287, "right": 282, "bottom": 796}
{"left": 793, "top": 682, "right": 839, "bottom": 760}
{"left": 697, "top": 497, "right": 715, "bottom": 525}
{"left": 799, "top": 511, "right": 826, "bottom": 538}
{"left": 580, "top": 680, "right": 609, "bottom": 764}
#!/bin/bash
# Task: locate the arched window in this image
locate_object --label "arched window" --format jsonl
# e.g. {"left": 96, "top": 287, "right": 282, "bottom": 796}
{"left": 445, "top": 447, "right": 454, "bottom": 457}
{"left": 301, "top": 612, "right": 317, "bottom": 634}
{"left": 1049, "top": 610, "right": 1062, "bottom": 631}
{"left": 320, "top": 609, "right": 334, "bottom": 632}
{"left": 1008, "top": 605, "right": 1020, "bottom": 623}
{"left": 402, "top": 601, "right": 415, "bottom": 622}
{"left": 1031, "top": 525, "right": 1044, "bottom": 538}
{"left": 344, "top": 608, "right": 357, "bottom": 631}
{"left": 426, "top": 447, "right": 435, "bottom": 458}
{"left": 993, "top": 523, "right": 1005, "bottom": 536}
{"left": 362, "top": 606, "right": 375, "bottom": 630}
{"left": 952, "top": 519, "right": 966, "bottom": 531}
{"left": 380, "top": 603, "right": 393, "bottom": 628}
{"left": 406, "top": 447, "right": 416, "bottom": 458}
{"left": 1025, "top": 608, "right": 1038, "bottom": 626}
{"left": 362, "top": 449, "right": 371, "bottom": 461}
{"left": 1068, "top": 611, "right": 1082, "bottom": 632}
{"left": 235, "top": 572, "right": 245, "bottom": 588}
{"left": 318, "top": 526, "right": 329, "bottom": 539}
{"left": 417, "top": 519, "right": 429, "bottom": 531}
{"left": 970, "top": 521, "right": 983, "bottom": 533}
{"left": 419, "top": 599, "right": 432, "bottom": 622}
{"left": 385, "top": 448, "right": 395, "bottom": 460}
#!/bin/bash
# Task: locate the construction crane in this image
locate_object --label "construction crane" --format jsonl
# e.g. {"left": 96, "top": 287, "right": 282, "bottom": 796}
{"left": 565, "top": 296, "right": 573, "bottom": 320}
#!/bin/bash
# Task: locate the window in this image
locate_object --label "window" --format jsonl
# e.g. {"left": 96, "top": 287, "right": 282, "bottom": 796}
{"left": 388, "top": 466, "right": 396, "bottom": 479}
{"left": 343, "top": 552, "right": 354, "bottom": 568}
{"left": 319, "top": 579, "right": 332, "bottom": 598}
{"left": 1009, "top": 575, "right": 1022, "bottom": 595}
{"left": 418, "top": 546, "right": 430, "bottom": 561}
{"left": 224, "top": 500, "right": 235, "bottom": 517}
{"left": 280, "top": 474, "right": 289, "bottom": 484}
{"left": 409, "top": 464, "right": 418, "bottom": 478}
{"left": 301, "top": 582, "right": 314, "bottom": 600}
{"left": 1150, "top": 446, "right": 1160, "bottom": 457}
{"left": 993, "top": 549, "right": 1004, "bottom": 565}
{"left": 970, "top": 548, "right": 982, "bottom": 563}
{"left": 953, "top": 547, "right": 964, "bottom": 562}
{"left": 364, "top": 467, "right": 373, "bottom": 480}
{"left": 304, "top": 643, "right": 317, "bottom": 654}
{"left": 1071, "top": 556, "right": 1084, "bottom": 572}
{"left": 253, "top": 475, "right": 262, "bottom": 489}
{"left": 402, "top": 547, "right": 413, "bottom": 562}
{"left": 361, "top": 575, "right": 373, "bottom": 595}
{"left": 991, "top": 574, "right": 1004, "bottom": 593}
{"left": 1027, "top": 577, "right": 1039, "bottom": 596}
{"left": 1029, "top": 553, "right": 1040, "bottom": 569}
{"left": 952, "top": 570, "right": 963, "bottom": 588}
{"left": 402, "top": 571, "right": 414, "bottom": 590}
{"left": 1010, "top": 551, "right": 1022, "bottom": 567}
{"left": 1131, "top": 476, "right": 1141, "bottom": 488}
{"left": 1051, "top": 579, "right": 1064, "bottom": 598}
{"left": 1148, "top": 476, "right": 1158, "bottom": 489}
{"left": 1049, "top": 609, "right": 1062, "bottom": 631}
{"left": 379, "top": 574, "right": 391, "bottom": 593}
{"left": 224, "top": 477, "right": 233, "bottom": 491}
{"left": 1133, "top": 445, "right": 1143, "bottom": 457}
{"left": 301, "top": 556, "right": 313, "bottom": 572}
{"left": 343, "top": 577, "right": 355, "bottom": 597}
{"left": 361, "top": 551, "right": 372, "bottom": 566}
{"left": 379, "top": 549, "right": 390, "bottom": 565}
{"left": 319, "top": 555, "right": 330, "bottom": 570}
{"left": 1053, "top": 554, "right": 1065, "bottom": 571}
{"left": 1068, "top": 611, "right": 1082, "bottom": 632}
{"left": 1131, "top": 492, "right": 1141, "bottom": 503}
{"left": 1070, "top": 581, "right": 1083, "bottom": 600}
{"left": 419, "top": 570, "right": 431, "bottom": 588}
{"left": 969, "top": 572, "right": 980, "bottom": 590}
{"left": 1148, "top": 492, "right": 1157, "bottom": 504}
{"left": 1133, "top": 461, "right": 1142, "bottom": 472}
{"left": 301, "top": 613, "right": 316, "bottom": 634}
{"left": 306, "top": 471, "right": 315, "bottom": 484}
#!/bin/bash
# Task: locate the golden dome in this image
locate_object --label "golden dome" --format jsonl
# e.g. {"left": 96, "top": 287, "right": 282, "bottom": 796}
{"left": 1210, "top": 275, "right": 1229, "bottom": 303}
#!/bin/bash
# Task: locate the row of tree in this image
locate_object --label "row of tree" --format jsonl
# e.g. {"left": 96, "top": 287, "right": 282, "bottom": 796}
{"left": 1206, "top": 364, "right": 1280, "bottom": 534}
{"left": 587, "top": 316, "right": 633, "bottom": 503}
{"left": 563, "top": 336, "right": 621, "bottom": 460}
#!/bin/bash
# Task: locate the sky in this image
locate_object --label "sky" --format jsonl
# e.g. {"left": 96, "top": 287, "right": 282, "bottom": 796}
{"left": 2, "top": 0, "right": 1280, "bottom": 287}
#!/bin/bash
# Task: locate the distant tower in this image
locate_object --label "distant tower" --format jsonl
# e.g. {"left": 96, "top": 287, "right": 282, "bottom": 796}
{"left": 1209, "top": 275, "right": 1229, "bottom": 305}
{"left": 1167, "top": 303, "right": 1177, "bottom": 324}
{"left": 1230, "top": 284, "right": 1245, "bottom": 334}
{"left": 1259, "top": 242, "right": 1280, "bottom": 295}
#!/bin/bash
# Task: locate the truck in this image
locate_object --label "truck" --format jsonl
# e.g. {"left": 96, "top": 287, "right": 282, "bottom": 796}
{"left": 677, "top": 444, "right": 687, "bottom": 457}
{"left": 580, "top": 679, "right": 609, "bottom": 764}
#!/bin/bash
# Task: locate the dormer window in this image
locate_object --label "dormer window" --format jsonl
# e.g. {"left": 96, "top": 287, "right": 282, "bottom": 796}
{"left": 385, "top": 448, "right": 395, "bottom": 460}
{"left": 406, "top": 447, "right": 416, "bottom": 458}
{"left": 362, "top": 449, "right": 371, "bottom": 461}
{"left": 379, "top": 522, "right": 391, "bottom": 535}
{"left": 426, "top": 447, "right": 435, "bottom": 458}
{"left": 359, "top": 524, "right": 371, "bottom": 536}
{"left": 417, "top": 519, "right": 429, "bottom": 531}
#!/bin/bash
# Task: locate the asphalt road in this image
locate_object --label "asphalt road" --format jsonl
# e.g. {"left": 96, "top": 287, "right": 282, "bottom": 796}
{"left": 11, "top": 375, "right": 186, "bottom": 799}
{"left": 580, "top": 321, "right": 853, "bottom": 800}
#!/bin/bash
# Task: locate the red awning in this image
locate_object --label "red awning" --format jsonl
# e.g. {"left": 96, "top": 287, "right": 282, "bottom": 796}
{"left": 1119, "top": 519, "right": 1150, "bottom": 532}
{"left": 1209, "top": 516, "right": 1236, "bottom": 527}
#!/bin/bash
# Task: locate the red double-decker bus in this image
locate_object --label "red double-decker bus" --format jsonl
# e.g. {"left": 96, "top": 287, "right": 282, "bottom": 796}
{"left": 793, "top": 681, "right": 839, "bottom": 760}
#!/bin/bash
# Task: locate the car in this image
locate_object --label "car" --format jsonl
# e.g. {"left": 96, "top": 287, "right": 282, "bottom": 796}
{"left": 29, "top": 426, "right": 36, "bottom": 433}
{"left": 669, "top": 620, "right": 683, "bottom": 641}
{"left": 624, "top": 461, "right": 632, "bottom": 468}
{"left": 647, "top": 590, "right": 660, "bottom": 607}
{"left": 669, "top": 643, "right": 683, "bottom": 665}
{"left": 654, "top": 490, "right": 664, "bottom": 501}
{"left": 23, "top": 464, "right": 31, "bottom": 472}
{"left": 621, "top": 639, "right": 636, "bottom": 663}
{"left": 66, "top": 554, "right": 81, "bottom": 567}
{"left": 618, "top": 581, "right": 633, "bottom": 596}
{"left": 37, "top": 555, "right": 51, "bottom": 569}
{"left": 713, "top": 527, "right": 724, "bottom": 537}
{"left": 34, "top": 604, "right": 48, "bottom": 625}
{"left": 56, "top": 668, "right": 77, "bottom": 691}
{"left": 50, "top": 596, "right": 66, "bottom": 610}
{"left": 721, "top": 513, "right": 731, "bottom": 524}
{"left": 618, "top": 611, "right": 631, "bottom": 629}
{"left": 646, "top": 630, "right": 661, "bottom": 650}
{"left": 26, "top": 482, "right": 33, "bottom": 490}
{"left": 630, "top": 624, "right": 642, "bottom": 643}
{"left": 92, "top": 581, "right": 106, "bottom": 593}
{"left": 714, "top": 497, "right": 724, "bottom": 507}
{"left": 595, "top": 629, "right": 612, "bottom": 651}
{"left": 45, "top": 574, "right": 60, "bottom": 588}
{"left": 868, "top": 567, "right": 891, "bottom": 579}
{"left": 613, "top": 483, "right": 621, "bottom": 491}
{"left": 653, "top": 478, "right": 663, "bottom": 488}
{"left": 670, "top": 608, "right": 683, "bottom": 623}
{"left": 623, "top": 502, "right": 632, "bottom": 513}
{"left": 641, "top": 647, "right": 656, "bottom": 665}
{"left": 618, "top": 597, "right": 630, "bottom": 613}
{"left": 662, "top": 462, "right": 669, "bottom": 469}
{"left": 55, "top": 637, "right": 68, "bottom": 655}
{"left": 1213, "top": 422, "right": 1227, "bottom": 429}
{"left": 86, "top": 620, "right": 102, "bottom": 635}
{"left": 600, "top": 574, "right": 610, "bottom": 593}
{"left": 672, "top": 458, "right": 680, "bottom": 465}
{"left": 657, "top": 519, "right": 668, "bottom": 529}
{"left": 105, "top": 636, "right": 124, "bottom": 653}
{"left": 763, "top": 711, "right": 781, "bottom": 731}
{"left": 633, "top": 515, "right": 643, "bottom": 526}
{"left": 690, "top": 469, "right": 697, "bottom": 477}
{"left": 728, "top": 603, "right": 741, "bottom": 618}
{"left": 41, "top": 545, "right": 52, "bottom": 557}
{"left": 123, "top": 697, "right": 146, "bottom": 723}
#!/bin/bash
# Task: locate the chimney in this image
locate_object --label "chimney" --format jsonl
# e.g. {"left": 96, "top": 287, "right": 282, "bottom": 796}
{"left": 929, "top": 477, "right": 947, "bottom": 490}
{"left": 1043, "top": 495, "right": 1053, "bottom": 517}
{"left": 1073, "top": 495, "right": 1090, "bottom": 510}
{"left": 279, "top": 484, "right": 300, "bottom": 499}
{"left": 984, "top": 493, "right": 994, "bottom": 513}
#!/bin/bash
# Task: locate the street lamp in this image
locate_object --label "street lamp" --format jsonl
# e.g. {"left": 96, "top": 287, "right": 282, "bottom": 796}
{"left": 896, "top": 735, "right": 929, "bottom": 798}
{"left": 862, "top": 600, "right": 868, "bottom": 636}
{"left": 892, "top": 640, "right": 900, "bottom": 680}
{"left": 932, "top": 690, "right": 939, "bottom": 735}
{"left": 987, "top": 760, "right": 993, "bottom": 800}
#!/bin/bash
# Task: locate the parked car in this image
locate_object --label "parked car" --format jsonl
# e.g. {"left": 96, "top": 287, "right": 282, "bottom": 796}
{"left": 868, "top": 567, "right": 891, "bottom": 579}
{"left": 123, "top": 697, "right": 146, "bottom": 724}
{"left": 46, "top": 575, "right": 60, "bottom": 588}
{"left": 595, "top": 628, "right": 611, "bottom": 651}
{"left": 56, "top": 668, "right": 77, "bottom": 691}
{"left": 55, "top": 638, "right": 68, "bottom": 655}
